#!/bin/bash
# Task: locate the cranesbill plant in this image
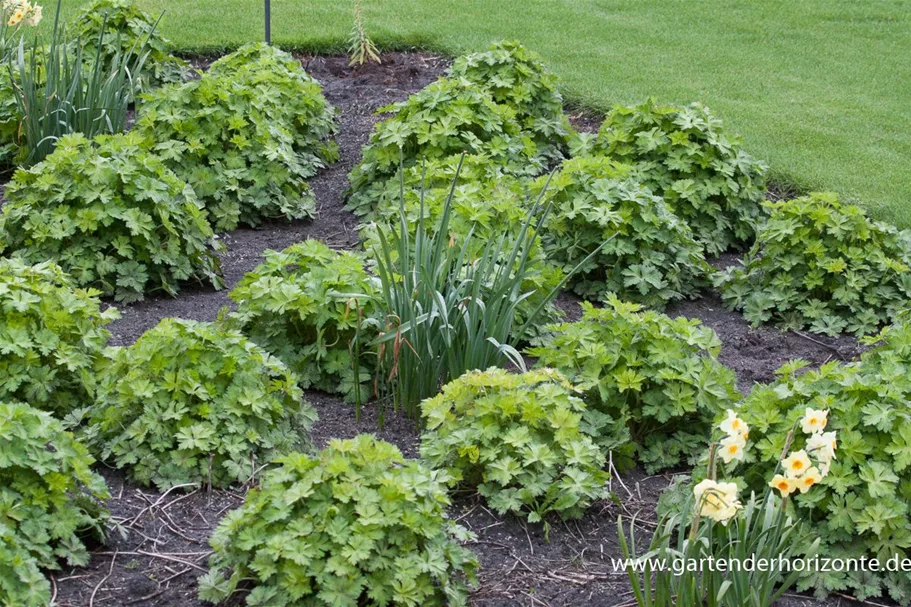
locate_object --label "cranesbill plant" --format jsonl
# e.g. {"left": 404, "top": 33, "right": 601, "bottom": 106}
{"left": 718, "top": 192, "right": 911, "bottom": 337}
{"left": 581, "top": 98, "right": 768, "bottom": 254}
{"left": 0, "top": 131, "right": 223, "bottom": 303}
{"left": 535, "top": 155, "right": 711, "bottom": 307}
{"left": 229, "top": 240, "right": 379, "bottom": 404}
{"left": 528, "top": 297, "right": 740, "bottom": 472}
{"left": 420, "top": 368, "right": 608, "bottom": 528}
{"left": 138, "top": 43, "right": 338, "bottom": 231}
{"left": 198, "top": 435, "right": 479, "bottom": 607}
{"left": 81, "top": 318, "right": 316, "bottom": 490}
{"left": 0, "top": 259, "right": 117, "bottom": 417}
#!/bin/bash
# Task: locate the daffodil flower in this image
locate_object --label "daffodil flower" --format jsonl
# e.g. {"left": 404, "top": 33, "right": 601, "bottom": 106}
{"left": 782, "top": 449, "right": 812, "bottom": 478}
{"left": 801, "top": 407, "right": 829, "bottom": 434}
{"left": 768, "top": 474, "right": 797, "bottom": 498}
{"left": 719, "top": 409, "right": 749, "bottom": 438}
{"left": 694, "top": 479, "right": 742, "bottom": 525}
{"left": 719, "top": 433, "right": 746, "bottom": 464}
{"left": 796, "top": 466, "right": 822, "bottom": 494}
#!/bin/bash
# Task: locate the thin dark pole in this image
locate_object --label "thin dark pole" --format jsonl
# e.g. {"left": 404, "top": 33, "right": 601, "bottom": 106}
{"left": 265, "top": 0, "right": 271, "bottom": 44}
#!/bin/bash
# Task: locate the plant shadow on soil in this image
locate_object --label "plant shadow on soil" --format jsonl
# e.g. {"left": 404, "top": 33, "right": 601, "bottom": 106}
{"left": 50, "top": 53, "right": 863, "bottom": 607}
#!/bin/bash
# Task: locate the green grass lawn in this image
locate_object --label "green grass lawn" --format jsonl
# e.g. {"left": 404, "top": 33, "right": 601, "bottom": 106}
{"left": 99, "top": 0, "right": 911, "bottom": 226}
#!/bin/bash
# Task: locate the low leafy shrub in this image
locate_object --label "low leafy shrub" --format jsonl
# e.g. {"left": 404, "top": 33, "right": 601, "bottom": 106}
{"left": 718, "top": 192, "right": 911, "bottom": 337}
{"left": 0, "top": 73, "right": 20, "bottom": 168}
{"left": 536, "top": 155, "right": 711, "bottom": 307}
{"left": 81, "top": 318, "right": 316, "bottom": 490}
{"left": 138, "top": 43, "right": 338, "bottom": 231}
{"left": 448, "top": 40, "right": 572, "bottom": 160}
{"left": 0, "top": 131, "right": 223, "bottom": 303}
{"left": 346, "top": 77, "right": 545, "bottom": 217}
{"left": 229, "top": 240, "right": 378, "bottom": 403}
{"left": 528, "top": 297, "right": 740, "bottom": 473}
{"left": 69, "top": 0, "right": 187, "bottom": 90}
{"left": 0, "top": 259, "right": 117, "bottom": 417}
{"left": 727, "top": 321, "right": 911, "bottom": 604}
{"left": 0, "top": 521, "right": 50, "bottom": 607}
{"left": 198, "top": 434, "right": 479, "bottom": 606}
{"left": 420, "top": 368, "right": 608, "bottom": 525}
{"left": 582, "top": 98, "right": 768, "bottom": 254}
{"left": 0, "top": 402, "right": 108, "bottom": 595}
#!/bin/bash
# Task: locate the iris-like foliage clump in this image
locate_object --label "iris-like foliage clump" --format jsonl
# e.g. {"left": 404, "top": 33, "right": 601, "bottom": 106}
{"left": 420, "top": 367, "right": 608, "bottom": 525}
{"left": 581, "top": 98, "right": 768, "bottom": 254}
{"left": 229, "top": 240, "right": 378, "bottom": 402}
{"left": 0, "top": 401, "right": 109, "bottom": 607}
{"left": 0, "top": 259, "right": 117, "bottom": 417}
{"left": 529, "top": 298, "right": 740, "bottom": 473}
{"left": 82, "top": 318, "right": 316, "bottom": 490}
{"left": 138, "top": 43, "right": 338, "bottom": 231}
{"left": 198, "top": 435, "right": 479, "bottom": 607}
{"left": 536, "top": 155, "right": 711, "bottom": 307}
{"left": 0, "top": 131, "right": 223, "bottom": 303}
{"left": 719, "top": 192, "right": 911, "bottom": 337}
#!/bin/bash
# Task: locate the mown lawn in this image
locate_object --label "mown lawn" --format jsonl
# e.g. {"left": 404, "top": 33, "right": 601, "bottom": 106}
{"left": 94, "top": 0, "right": 911, "bottom": 226}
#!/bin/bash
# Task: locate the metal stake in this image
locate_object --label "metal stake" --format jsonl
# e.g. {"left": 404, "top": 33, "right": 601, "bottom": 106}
{"left": 265, "top": 0, "right": 271, "bottom": 44}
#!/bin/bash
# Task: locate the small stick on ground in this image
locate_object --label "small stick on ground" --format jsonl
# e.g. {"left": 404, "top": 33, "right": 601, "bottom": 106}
{"left": 88, "top": 549, "right": 117, "bottom": 607}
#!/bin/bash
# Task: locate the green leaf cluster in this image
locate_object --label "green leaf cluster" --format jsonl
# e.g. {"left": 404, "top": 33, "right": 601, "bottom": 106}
{"left": 69, "top": 0, "right": 188, "bottom": 91}
{"left": 729, "top": 323, "right": 911, "bottom": 603}
{"left": 346, "top": 77, "right": 550, "bottom": 218}
{"left": 0, "top": 259, "right": 117, "bottom": 417}
{"left": 137, "top": 43, "right": 338, "bottom": 231}
{"left": 0, "top": 401, "right": 109, "bottom": 606}
{"left": 0, "top": 131, "right": 223, "bottom": 303}
{"left": 198, "top": 435, "right": 479, "bottom": 607}
{"left": 360, "top": 153, "right": 564, "bottom": 331}
{"left": 535, "top": 155, "right": 711, "bottom": 307}
{"left": 448, "top": 40, "right": 572, "bottom": 160}
{"left": 0, "top": 73, "right": 20, "bottom": 168}
{"left": 81, "top": 318, "right": 316, "bottom": 490}
{"left": 718, "top": 192, "right": 911, "bottom": 337}
{"left": 419, "top": 368, "right": 608, "bottom": 523}
{"left": 528, "top": 297, "right": 739, "bottom": 473}
{"left": 229, "top": 240, "right": 379, "bottom": 402}
{"left": 581, "top": 98, "right": 768, "bottom": 254}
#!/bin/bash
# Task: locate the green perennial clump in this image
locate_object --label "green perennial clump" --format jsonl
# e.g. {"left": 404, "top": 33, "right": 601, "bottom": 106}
{"left": 138, "top": 43, "right": 338, "bottom": 231}
{"left": 529, "top": 298, "right": 740, "bottom": 472}
{"left": 0, "top": 258, "right": 117, "bottom": 417}
{"left": 82, "top": 318, "right": 316, "bottom": 490}
{"left": 0, "top": 131, "right": 222, "bottom": 303}
{"left": 198, "top": 435, "right": 479, "bottom": 607}
{"left": 719, "top": 192, "right": 911, "bottom": 336}
{"left": 0, "top": 402, "right": 109, "bottom": 606}
{"left": 420, "top": 367, "right": 608, "bottom": 525}
{"left": 583, "top": 98, "right": 768, "bottom": 254}
{"left": 536, "top": 155, "right": 711, "bottom": 307}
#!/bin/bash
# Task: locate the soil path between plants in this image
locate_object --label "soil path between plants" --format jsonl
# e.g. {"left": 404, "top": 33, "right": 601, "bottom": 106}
{"left": 53, "top": 53, "right": 860, "bottom": 607}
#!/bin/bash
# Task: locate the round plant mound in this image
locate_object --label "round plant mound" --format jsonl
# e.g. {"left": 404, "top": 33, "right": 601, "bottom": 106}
{"left": 719, "top": 192, "right": 911, "bottom": 337}
{"left": 138, "top": 43, "right": 338, "bottom": 231}
{"left": 448, "top": 40, "right": 573, "bottom": 161}
{"left": 0, "top": 131, "right": 223, "bottom": 303}
{"left": 0, "top": 258, "right": 117, "bottom": 417}
{"left": 420, "top": 367, "right": 608, "bottom": 524}
{"left": 198, "top": 435, "right": 479, "bottom": 607}
{"left": 83, "top": 318, "right": 317, "bottom": 490}
{"left": 0, "top": 401, "right": 109, "bottom": 606}
{"left": 583, "top": 98, "right": 768, "bottom": 254}
{"left": 528, "top": 297, "right": 740, "bottom": 473}
{"left": 536, "top": 155, "right": 711, "bottom": 308}
{"left": 229, "top": 239, "right": 378, "bottom": 402}
{"left": 69, "top": 0, "right": 188, "bottom": 90}
{"left": 346, "top": 77, "right": 546, "bottom": 218}
{"left": 728, "top": 320, "right": 911, "bottom": 603}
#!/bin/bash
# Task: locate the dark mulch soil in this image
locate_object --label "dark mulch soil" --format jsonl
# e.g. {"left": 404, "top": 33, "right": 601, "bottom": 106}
{"left": 50, "top": 52, "right": 864, "bottom": 607}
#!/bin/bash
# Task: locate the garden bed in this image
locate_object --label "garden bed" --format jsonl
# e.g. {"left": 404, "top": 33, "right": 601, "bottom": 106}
{"left": 48, "top": 52, "right": 862, "bottom": 607}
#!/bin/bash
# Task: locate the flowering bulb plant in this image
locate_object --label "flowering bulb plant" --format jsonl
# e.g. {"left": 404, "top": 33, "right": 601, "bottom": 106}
{"left": 2, "top": 0, "right": 41, "bottom": 27}
{"left": 618, "top": 409, "right": 834, "bottom": 607}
